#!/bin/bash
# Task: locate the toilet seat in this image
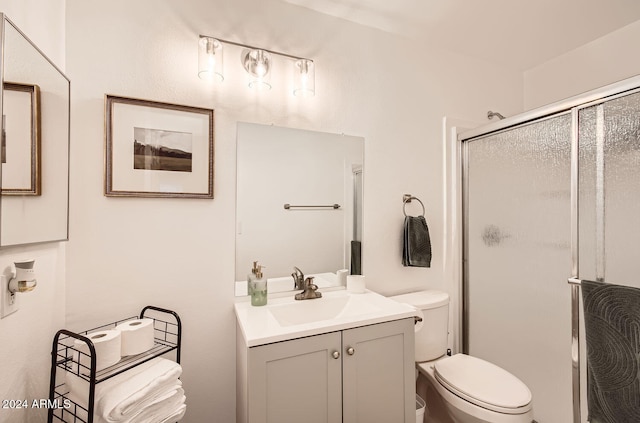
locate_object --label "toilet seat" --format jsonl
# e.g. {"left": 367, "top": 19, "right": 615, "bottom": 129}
{"left": 434, "top": 354, "right": 532, "bottom": 415}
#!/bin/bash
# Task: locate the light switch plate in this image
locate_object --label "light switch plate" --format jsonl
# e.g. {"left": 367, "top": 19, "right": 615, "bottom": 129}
{"left": 0, "top": 275, "right": 19, "bottom": 318}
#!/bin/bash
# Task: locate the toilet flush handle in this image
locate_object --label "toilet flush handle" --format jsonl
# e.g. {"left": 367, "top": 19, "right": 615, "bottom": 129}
{"left": 346, "top": 347, "right": 355, "bottom": 356}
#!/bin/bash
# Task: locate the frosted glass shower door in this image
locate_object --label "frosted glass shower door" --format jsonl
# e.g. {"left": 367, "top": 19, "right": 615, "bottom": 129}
{"left": 576, "top": 90, "right": 640, "bottom": 423}
{"left": 464, "top": 113, "right": 572, "bottom": 423}
{"left": 578, "top": 90, "right": 640, "bottom": 287}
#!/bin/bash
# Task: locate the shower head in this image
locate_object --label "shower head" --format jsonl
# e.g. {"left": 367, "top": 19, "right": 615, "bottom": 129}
{"left": 487, "top": 111, "right": 506, "bottom": 120}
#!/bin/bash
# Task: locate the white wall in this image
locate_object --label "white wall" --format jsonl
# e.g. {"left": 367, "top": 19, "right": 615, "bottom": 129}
{"left": 524, "top": 20, "right": 640, "bottom": 110}
{"left": 0, "top": 2, "right": 67, "bottom": 423}
{"left": 0, "top": 0, "right": 65, "bottom": 66}
{"left": 0, "top": 244, "right": 66, "bottom": 423}
{"left": 64, "top": 1, "right": 523, "bottom": 421}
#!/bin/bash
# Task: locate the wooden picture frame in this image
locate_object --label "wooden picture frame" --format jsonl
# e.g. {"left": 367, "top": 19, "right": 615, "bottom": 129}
{"left": 1, "top": 82, "right": 41, "bottom": 195}
{"left": 105, "top": 95, "right": 214, "bottom": 198}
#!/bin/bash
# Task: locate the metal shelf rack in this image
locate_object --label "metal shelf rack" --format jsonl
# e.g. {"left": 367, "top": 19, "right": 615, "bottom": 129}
{"left": 47, "top": 306, "right": 182, "bottom": 423}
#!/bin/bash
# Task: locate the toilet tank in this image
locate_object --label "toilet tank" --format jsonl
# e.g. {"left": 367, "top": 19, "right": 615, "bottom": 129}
{"left": 389, "top": 290, "right": 449, "bottom": 362}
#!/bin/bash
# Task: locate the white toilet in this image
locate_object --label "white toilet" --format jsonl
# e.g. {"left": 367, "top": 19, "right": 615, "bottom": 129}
{"left": 390, "top": 290, "right": 534, "bottom": 423}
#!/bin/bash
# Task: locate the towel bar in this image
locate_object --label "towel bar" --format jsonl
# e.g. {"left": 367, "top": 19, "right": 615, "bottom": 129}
{"left": 284, "top": 203, "right": 341, "bottom": 210}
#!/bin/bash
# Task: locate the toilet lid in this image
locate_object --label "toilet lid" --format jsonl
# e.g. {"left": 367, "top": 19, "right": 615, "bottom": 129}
{"left": 434, "top": 354, "right": 532, "bottom": 414}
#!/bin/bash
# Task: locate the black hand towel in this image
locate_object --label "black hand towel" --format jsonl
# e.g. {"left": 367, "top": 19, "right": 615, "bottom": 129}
{"left": 350, "top": 240, "right": 362, "bottom": 275}
{"left": 402, "top": 215, "right": 431, "bottom": 267}
{"left": 581, "top": 279, "right": 640, "bottom": 423}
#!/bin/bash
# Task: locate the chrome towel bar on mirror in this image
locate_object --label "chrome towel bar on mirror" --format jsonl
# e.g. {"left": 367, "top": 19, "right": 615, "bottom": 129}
{"left": 283, "top": 203, "right": 341, "bottom": 210}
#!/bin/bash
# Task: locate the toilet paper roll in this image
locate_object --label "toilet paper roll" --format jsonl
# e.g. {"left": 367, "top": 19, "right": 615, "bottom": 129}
{"left": 346, "top": 275, "right": 366, "bottom": 293}
{"left": 337, "top": 269, "right": 349, "bottom": 286}
{"left": 74, "top": 330, "right": 122, "bottom": 372}
{"left": 116, "top": 318, "right": 155, "bottom": 356}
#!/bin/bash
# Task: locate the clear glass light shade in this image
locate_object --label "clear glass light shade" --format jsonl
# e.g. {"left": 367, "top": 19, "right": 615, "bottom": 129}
{"left": 198, "top": 37, "right": 224, "bottom": 81}
{"left": 293, "top": 59, "right": 315, "bottom": 97}
{"left": 242, "top": 49, "right": 272, "bottom": 90}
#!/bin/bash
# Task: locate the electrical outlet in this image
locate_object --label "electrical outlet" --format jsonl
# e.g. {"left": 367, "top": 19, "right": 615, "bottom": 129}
{"left": 0, "top": 275, "right": 19, "bottom": 318}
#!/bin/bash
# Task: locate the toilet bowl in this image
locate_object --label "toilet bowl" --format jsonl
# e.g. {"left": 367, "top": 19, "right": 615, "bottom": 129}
{"left": 418, "top": 354, "right": 533, "bottom": 423}
{"left": 389, "top": 290, "right": 534, "bottom": 423}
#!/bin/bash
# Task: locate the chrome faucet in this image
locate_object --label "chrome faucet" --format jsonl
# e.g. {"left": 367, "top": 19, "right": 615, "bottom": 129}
{"left": 291, "top": 266, "right": 305, "bottom": 290}
{"left": 295, "top": 276, "right": 322, "bottom": 300}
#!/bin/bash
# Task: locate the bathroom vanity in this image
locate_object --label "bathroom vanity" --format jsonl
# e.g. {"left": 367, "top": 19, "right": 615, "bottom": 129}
{"left": 235, "top": 289, "right": 417, "bottom": 423}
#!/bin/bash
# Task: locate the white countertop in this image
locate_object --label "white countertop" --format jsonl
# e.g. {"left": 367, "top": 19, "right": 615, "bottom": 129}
{"left": 235, "top": 288, "right": 418, "bottom": 347}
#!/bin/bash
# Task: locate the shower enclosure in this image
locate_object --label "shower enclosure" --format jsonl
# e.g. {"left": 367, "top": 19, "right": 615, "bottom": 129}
{"left": 459, "top": 76, "right": 640, "bottom": 423}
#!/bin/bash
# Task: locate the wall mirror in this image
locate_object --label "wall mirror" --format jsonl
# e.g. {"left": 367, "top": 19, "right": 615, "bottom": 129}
{"left": 235, "top": 122, "right": 364, "bottom": 296}
{"left": 0, "top": 15, "right": 70, "bottom": 246}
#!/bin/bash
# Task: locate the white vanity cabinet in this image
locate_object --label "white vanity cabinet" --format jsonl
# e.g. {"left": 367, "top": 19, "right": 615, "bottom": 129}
{"left": 237, "top": 318, "right": 415, "bottom": 423}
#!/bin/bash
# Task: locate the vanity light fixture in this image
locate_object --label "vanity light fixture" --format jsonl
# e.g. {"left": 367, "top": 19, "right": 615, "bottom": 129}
{"left": 198, "top": 34, "right": 315, "bottom": 96}
{"left": 242, "top": 49, "right": 272, "bottom": 90}
{"left": 198, "top": 36, "right": 224, "bottom": 82}
{"left": 1, "top": 259, "right": 37, "bottom": 318}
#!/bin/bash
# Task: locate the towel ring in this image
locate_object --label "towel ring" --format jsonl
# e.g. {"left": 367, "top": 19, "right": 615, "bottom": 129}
{"left": 403, "top": 196, "right": 425, "bottom": 217}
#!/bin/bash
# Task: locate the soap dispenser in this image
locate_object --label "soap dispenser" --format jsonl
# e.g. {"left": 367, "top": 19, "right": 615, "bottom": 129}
{"left": 247, "top": 261, "right": 260, "bottom": 296}
{"left": 250, "top": 263, "right": 267, "bottom": 306}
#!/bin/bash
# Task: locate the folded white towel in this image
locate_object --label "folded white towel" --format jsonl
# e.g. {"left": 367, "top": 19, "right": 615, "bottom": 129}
{"left": 89, "top": 386, "right": 185, "bottom": 423}
{"left": 65, "top": 357, "right": 183, "bottom": 422}
{"left": 101, "top": 361, "right": 181, "bottom": 422}
{"left": 159, "top": 404, "right": 186, "bottom": 423}
{"left": 127, "top": 388, "right": 185, "bottom": 423}
{"left": 66, "top": 356, "right": 159, "bottom": 401}
{"left": 67, "top": 386, "right": 185, "bottom": 423}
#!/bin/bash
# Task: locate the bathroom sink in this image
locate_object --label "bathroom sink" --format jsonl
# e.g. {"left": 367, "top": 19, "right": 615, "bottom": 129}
{"left": 268, "top": 295, "right": 380, "bottom": 327}
{"left": 235, "top": 288, "right": 418, "bottom": 347}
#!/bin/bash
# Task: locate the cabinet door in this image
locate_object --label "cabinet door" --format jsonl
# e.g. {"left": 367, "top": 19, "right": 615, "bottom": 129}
{"left": 248, "top": 331, "right": 342, "bottom": 423}
{"left": 342, "top": 318, "right": 415, "bottom": 423}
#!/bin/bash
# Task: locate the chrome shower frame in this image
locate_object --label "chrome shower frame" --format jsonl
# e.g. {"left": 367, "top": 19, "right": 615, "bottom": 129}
{"left": 458, "top": 74, "right": 640, "bottom": 423}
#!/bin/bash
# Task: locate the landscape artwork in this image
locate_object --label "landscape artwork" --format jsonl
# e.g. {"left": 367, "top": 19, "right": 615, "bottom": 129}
{"left": 133, "top": 127, "right": 192, "bottom": 172}
{"left": 105, "top": 94, "right": 213, "bottom": 198}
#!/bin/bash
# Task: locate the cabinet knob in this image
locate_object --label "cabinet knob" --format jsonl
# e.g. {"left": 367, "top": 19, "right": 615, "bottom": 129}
{"left": 332, "top": 350, "right": 340, "bottom": 359}
{"left": 346, "top": 347, "right": 355, "bottom": 356}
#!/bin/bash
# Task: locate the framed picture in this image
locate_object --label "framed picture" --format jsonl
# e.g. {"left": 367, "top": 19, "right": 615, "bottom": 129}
{"left": 1, "top": 82, "right": 41, "bottom": 195}
{"left": 105, "top": 95, "right": 214, "bottom": 198}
